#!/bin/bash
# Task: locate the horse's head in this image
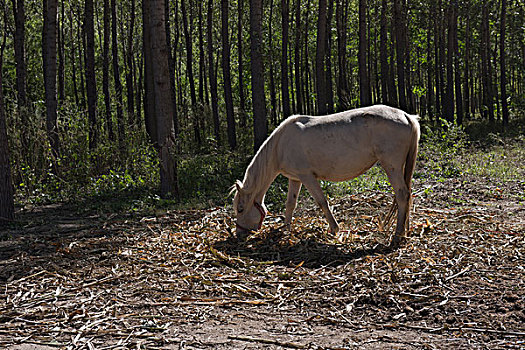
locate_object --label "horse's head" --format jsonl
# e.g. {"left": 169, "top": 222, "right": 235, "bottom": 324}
{"left": 232, "top": 180, "right": 266, "bottom": 235}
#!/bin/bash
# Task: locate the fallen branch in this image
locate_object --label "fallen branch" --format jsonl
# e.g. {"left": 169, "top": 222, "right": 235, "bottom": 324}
{"left": 396, "top": 323, "right": 525, "bottom": 337}
{"left": 228, "top": 335, "right": 306, "bottom": 349}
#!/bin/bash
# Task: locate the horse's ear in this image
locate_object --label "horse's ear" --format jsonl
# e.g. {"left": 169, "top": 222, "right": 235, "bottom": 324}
{"left": 235, "top": 180, "right": 244, "bottom": 194}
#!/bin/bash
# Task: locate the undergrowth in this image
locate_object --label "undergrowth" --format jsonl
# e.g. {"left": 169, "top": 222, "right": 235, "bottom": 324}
{"left": 9, "top": 107, "right": 525, "bottom": 215}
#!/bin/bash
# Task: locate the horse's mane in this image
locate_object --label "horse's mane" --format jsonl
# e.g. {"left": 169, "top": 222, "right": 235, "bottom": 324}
{"left": 240, "top": 116, "right": 297, "bottom": 195}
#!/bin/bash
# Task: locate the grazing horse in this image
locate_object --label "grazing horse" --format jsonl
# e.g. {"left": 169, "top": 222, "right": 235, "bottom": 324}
{"left": 233, "top": 105, "right": 420, "bottom": 246}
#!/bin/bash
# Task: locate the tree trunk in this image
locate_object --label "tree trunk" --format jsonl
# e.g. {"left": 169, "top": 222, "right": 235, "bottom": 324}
{"left": 43, "top": 0, "right": 60, "bottom": 161}
{"left": 112, "top": 0, "right": 125, "bottom": 147}
{"left": 294, "top": 0, "right": 303, "bottom": 114}
{"left": 500, "top": 0, "right": 509, "bottom": 128}
{"left": 388, "top": 20, "right": 397, "bottom": 108}
{"left": 336, "top": 0, "right": 348, "bottom": 110}
{"left": 103, "top": 0, "right": 114, "bottom": 141}
{"left": 250, "top": 0, "right": 267, "bottom": 152}
{"left": 404, "top": 0, "right": 414, "bottom": 113}
{"left": 463, "top": 1, "right": 470, "bottom": 120}
{"left": 315, "top": 0, "right": 328, "bottom": 114}
{"left": 444, "top": 3, "right": 455, "bottom": 123}
{"left": 85, "top": 0, "right": 98, "bottom": 150}
{"left": 0, "top": 24, "right": 14, "bottom": 224}
{"left": 481, "top": 3, "right": 494, "bottom": 122}
{"left": 143, "top": 0, "right": 178, "bottom": 199}
{"left": 304, "top": 0, "right": 312, "bottom": 114}
{"left": 237, "top": 0, "right": 246, "bottom": 124}
{"left": 165, "top": 0, "right": 178, "bottom": 136}
{"left": 281, "top": 0, "right": 291, "bottom": 119}
{"left": 453, "top": 2, "right": 462, "bottom": 125}
{"left": 12, "top": 0, "right": 28, "bottom": 151}
{"left": 198, "top": 1, "right": 205, "bottom": 103}
{"left": 221, "top": 0, "right": 236, "bottom": 149}
{"left": 69, "top": 8, "right": 79, "bottom": 107}
{"left": 426, "top": 3, "right": 434, "bottom": 119}
{"left": 181, "top": 0, "right": 201, "bottom": 145}
{"left": 379, "top": 0, "right": 389, "bottom": 104}
{"left": 208, "top": 0, "right": 220, "bottom": 144}
{"left": 434, "top": 0, "right": 443, "bottom": 119}
{"left": 358, "top": 0, "right": 371, "bottom": 107}
{"left": 268, "top": 0, "right": 277, "bottom": 125}
{"left": 325, "top": 0, "right": 334, "bottom": 113}
{"left": 57, "top": 2, "right": 64, "bottom": 104}
{"left": 125, "top": 0, "right": 135, "bottom": 128}
{"left": 393, "top": 0, "right": 407, "bottom": 110}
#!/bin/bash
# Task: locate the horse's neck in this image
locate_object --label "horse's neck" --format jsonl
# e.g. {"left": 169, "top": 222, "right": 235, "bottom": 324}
{"left": 244, "top": 147, "right": 278, "bottom": 204}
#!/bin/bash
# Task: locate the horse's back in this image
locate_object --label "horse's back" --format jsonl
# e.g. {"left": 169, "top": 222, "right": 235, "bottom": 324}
{"left": 276, "top": 105, "right": 417, "bottom": 181}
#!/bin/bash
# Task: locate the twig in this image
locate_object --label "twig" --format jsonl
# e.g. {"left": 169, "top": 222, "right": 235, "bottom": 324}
{"left": 7, "top": 270, "right": 47, "bottom": 285}
{"left": 396, "top": 323, "right": 525, "bottom": 336}
{"left": 228, "top": 335, "right": 306, "bottom": 349}
{"left": 444, "top": 266, "right": 470, "bottom": 282}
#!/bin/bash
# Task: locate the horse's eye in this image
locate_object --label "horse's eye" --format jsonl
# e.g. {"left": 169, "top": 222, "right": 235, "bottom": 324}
{"left": 237, "top": 207, "right": 243, "bottom": 213}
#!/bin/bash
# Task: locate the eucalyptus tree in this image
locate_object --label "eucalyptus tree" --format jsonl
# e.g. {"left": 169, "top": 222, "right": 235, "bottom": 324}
{"left": 0, "top": 5, "right": 14, "bottom": 223}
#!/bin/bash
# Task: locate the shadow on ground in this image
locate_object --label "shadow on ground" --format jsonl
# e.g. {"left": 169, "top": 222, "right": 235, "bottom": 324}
{"left": 214, "top": 228, "right": 398, "bottom": 268}
{"left": 0, "top": 192, "right": 149, "bottom": 283}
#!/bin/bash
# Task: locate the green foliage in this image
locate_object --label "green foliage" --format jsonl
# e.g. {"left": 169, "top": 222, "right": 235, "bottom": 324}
{"left": 417, "top": 119, "right": 469, "bottom": 180}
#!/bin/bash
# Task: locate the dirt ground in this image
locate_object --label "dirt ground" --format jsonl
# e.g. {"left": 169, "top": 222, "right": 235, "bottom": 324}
{"left": 1, "top": 175, "right": 524, "bottom": 349}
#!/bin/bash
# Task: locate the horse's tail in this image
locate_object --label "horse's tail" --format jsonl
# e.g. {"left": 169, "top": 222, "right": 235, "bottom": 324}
{"left": 403, "top": 113, "right": 420, "bottom": 229}
{"left": 404, "top": 113, "right": 420, "bottom": 194}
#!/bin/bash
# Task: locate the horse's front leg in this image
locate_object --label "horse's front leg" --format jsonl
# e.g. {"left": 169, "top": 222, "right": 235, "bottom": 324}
{"left": 299, "top": 174, "right": 339, "bottom": 234}
{"left": 284, "top": 179, "right": 302, "bottom": 228}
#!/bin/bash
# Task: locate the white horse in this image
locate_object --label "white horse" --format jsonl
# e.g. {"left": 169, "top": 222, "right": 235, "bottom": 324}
{"left": 233, "top": 105, "right": 420, "bottom": 246}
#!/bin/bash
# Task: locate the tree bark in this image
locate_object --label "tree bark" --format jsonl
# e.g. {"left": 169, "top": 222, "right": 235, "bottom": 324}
{"left": 315, "top": 0, "right": 328, "bottom": 114}
{"left": 12, "top": 0, "right": 28, "bottom": 150}
{"left": 268, "top": 0, "right": 277, "bottom": 125}
{"left": 336, "top": 0, "right": 348, "bottom": 110}
{"left": 393, "top": 0, "right": 407, "bottom": 110}
{"left": 325, "top": 0, "right": 334, "bottom": 113}
{"left": 57, "top": 2, "right": 64, "bottom": 104}
{"left": 85, "top": 0, "right": 98, "bottom": 150}
{"left": 463, "top": 1, "right": 470, "bottom": 120}
{"left": 0, "top": 20, "right": 14, "bottom": 224}
{"left": 294, "top": 0, "right": 303, "bottom": 114}
{"left": 444, "top": 3, "right": 455, "bottom": 123}
{"left": 181, "top": 0, "right": 201, "bottom": 145}
{"left": 208, "top": 0, "right": 220, "bottom": 144}
{"left": 453, "top": 1, "right": 462, "bottom": 125}
{"left": 165, "top": 0, "right": 178, "bottom": 136}
{"left": 125, "top": 0, "right": 136, "bottom": 129}
{"left": 500, "top": 0, "right": 509, "bottom": 128}
{"left": 250, "top": 0, "right": 267, "bottom": 152}
{"left": 143, "top": 0, "right": 178, "bottom": 198}
{"left": 112, "top": 0, "right": 125, "bottom": 147}
{"left": 481, "top": 3, "right": 494, "bottom": 122}
{"left": 237, "top": 0, "right": 246, "bottom": 124}
{"left": 198, "top": 0, "right": 205, "bottom": 103}
{"left": 426, "top": 3, "right": 434, "bottom": 118}
{"left": 281, "top": 0, "right": 291, "bottom": 119}
{"left": 358, "top": 0, "right": 371, "bottom": 107}
{"left": 379, "top": 0, "right": 389, "bottom": 104}
{"left": 43, "top": 0, "right": 60, "bottom": 161}
{"left": 221, "top": 0, "right": 236, "bottom": 149}
{"left": 103, "top": 0, "right": 114, "bottom": 141}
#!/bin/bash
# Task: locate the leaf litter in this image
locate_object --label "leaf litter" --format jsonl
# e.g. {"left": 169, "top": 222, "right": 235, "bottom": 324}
{"left": 0, "top": 176, "right": 524, "bottom": 349}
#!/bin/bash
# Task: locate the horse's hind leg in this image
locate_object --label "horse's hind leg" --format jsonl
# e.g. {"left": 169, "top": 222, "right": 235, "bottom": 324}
{"left": 284, "top": 179, "right": 302, "bottom": 228}
{"left": 299, "top": 174, "right": 339, "bottom": 234}
{"left": 383, "top": 167, "right": 410, "bottom": 245}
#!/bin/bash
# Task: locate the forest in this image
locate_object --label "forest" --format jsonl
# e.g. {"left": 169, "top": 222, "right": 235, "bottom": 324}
{"left": 0, "top": 0, "right": 524, "bottom": 348}
{"left": 0, "top": 0, "right": 523, "bottom": 210}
